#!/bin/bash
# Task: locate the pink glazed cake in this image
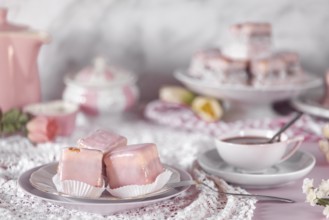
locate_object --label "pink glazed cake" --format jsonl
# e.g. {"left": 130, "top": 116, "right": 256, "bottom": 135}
{"left": 58, "top": 147, "right": 103, "bottom": 187}
{"left": 104, "top": 143, "right": 165, "bottom": 189}
{"left": 77, "top": 129, "right": 127, "bottom": 154}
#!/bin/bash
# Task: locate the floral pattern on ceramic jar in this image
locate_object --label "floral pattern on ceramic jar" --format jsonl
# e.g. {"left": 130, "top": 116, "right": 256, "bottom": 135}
{"left": 63, "top": 57, "right": 139, "bottom": 115}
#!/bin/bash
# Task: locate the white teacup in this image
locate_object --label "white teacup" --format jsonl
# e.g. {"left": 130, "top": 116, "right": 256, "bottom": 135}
{"left": 215, "top": 129, "right": 304, "bottom": 172}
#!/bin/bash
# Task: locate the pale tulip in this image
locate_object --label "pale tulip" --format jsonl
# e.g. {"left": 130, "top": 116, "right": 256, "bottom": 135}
{"left": 26, "top": 116, "right": 57, "bottom": 143}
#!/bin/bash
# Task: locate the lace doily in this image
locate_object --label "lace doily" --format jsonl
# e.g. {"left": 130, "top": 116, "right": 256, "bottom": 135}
{"left": 0, "top": 115, "right": 256, "bottom": 220}
{"left": 145, "top": 100, "right": 324, "bottom": 142}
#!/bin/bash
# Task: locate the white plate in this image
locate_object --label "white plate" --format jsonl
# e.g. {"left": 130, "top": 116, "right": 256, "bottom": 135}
{"left": 197, "top": 149, "right": 315, "bottom": 188}
{"left": 29, "top": 163, "right": 181, "bottom": 201}
{"left": 174, "top": 70, "right": 322, "bottom": 103}
{"left": 18, "top": 162, "right": 191, "bottom": 215}
{"left": 291, "top": 90, "right": 329, "bottom": 119}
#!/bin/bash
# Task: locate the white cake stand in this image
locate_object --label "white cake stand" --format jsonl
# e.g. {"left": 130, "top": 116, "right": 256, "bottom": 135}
{"left": 174, "top": 71, "right": 322, "bottom": 119}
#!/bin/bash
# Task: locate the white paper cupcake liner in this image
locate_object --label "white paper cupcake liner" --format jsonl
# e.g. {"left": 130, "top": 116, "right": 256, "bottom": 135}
{"left": 52, "top": 174, "right": 105, "bottom": 198}
{"left": 107, "top": 169, "right": 173, "bottom": 199}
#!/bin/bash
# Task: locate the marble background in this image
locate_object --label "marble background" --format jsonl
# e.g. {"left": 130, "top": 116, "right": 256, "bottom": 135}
{"left": 1, "top": 0, "right": 329, "bottom": 101}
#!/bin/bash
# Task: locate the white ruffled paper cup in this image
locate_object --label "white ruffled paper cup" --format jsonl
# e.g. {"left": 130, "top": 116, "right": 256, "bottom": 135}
{"left": 107, "top": 169, "right": 173, "bottom": 198}
{"left": 52, "top": 174, "right": 105, "bottom": 198}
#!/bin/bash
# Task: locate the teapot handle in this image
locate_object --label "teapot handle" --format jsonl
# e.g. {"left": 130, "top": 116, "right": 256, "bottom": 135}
{"left": 278, "top": 136, "right": 304, "bottom": 163}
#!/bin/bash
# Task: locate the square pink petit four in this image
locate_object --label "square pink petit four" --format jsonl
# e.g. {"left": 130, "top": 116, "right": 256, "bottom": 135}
{"left": 188, "top": 48, "right": 221, "bottom": 77}
{"left": 58, "top": 147, "right": 103, "bottom": 187}
{"left": 231, "top": 22, "right": 272, "bottom": 41}
{"left": 104, "top": 143, "right": 165, "bottom": 189}
{"left": 207, "top": 54, "right": 248, "bottom": 85}
{"left": 230, "top": 22, "right": 272, "bottom": 59}
{"left": 77, "top": 129, "right": 127, "bottom": 154}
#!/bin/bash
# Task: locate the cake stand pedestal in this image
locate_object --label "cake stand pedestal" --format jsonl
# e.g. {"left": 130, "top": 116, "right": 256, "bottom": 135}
{"left": 224, "top": 101, "right": 278, "bottom": 121}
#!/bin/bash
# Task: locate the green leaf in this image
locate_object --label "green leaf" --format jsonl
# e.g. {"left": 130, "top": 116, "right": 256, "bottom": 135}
{"left": 21, "top": 126, "right": 28, "bottom": 136}
{"left": 0, "top": 109, "right": 31, "bottom": 135}
{"left": 2, "top": 123, "right": 16, "bottom": 134}
{"left": 1, "top": 109, "right": 20, "bottom": 124}
{"left": 14, "top": 122, "right": 23, "bottom": 130}
{"left": 18, "top": 113, "right": 29, "bottom": 124}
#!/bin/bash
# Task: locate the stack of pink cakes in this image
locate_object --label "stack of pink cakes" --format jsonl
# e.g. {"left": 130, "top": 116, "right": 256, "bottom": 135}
{"left": 54, "top": 129, "right": 172, "bottom": 198}
{"left": 188, "top": 22, "right": 304, "bottom": 87}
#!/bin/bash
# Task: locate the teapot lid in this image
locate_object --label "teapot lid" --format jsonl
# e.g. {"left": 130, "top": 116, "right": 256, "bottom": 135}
{"left": 0, "top": 8, "right": 50, "bottom": 42}
{"left": 0, "top": 8, "right": 27, "bottom": 32}
{"left": 66, "top": 57, "right": 136, "bottom": 88}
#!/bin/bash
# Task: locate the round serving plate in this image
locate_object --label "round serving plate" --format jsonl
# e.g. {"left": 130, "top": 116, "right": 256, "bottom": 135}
{"left": 18, "top": 163, "right": 192, "bottom": 215}
{"left": 29, "top": 162, "right": 181, "bottom": 202}
{"left": 291, "top": 89, "right": 329, "bottom": 119}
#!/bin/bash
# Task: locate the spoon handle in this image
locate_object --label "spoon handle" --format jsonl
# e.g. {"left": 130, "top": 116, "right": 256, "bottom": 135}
{"left": 268, "top": 112, "right": 303, "bottom": 143}
{"left": 221, "top": 191, "right": 295, "bottom": 203}
{"left": 197, "top": 182, "right": 295, "bottom": 203}
{"left": 167, "top": 180, "right": 295, "bottom": 203}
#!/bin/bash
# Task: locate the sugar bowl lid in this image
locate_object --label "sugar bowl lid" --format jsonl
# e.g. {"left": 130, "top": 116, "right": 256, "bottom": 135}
{"left": 65, "top": 57, "right": 136, "bottom": 88}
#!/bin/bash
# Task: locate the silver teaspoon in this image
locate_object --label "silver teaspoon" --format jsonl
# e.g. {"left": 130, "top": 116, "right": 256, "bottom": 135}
{"left": 166, "top": 180, "right": 295, "bottom": 203}
{"left": 267, "top": 112, "right": 303, "bottom": 143}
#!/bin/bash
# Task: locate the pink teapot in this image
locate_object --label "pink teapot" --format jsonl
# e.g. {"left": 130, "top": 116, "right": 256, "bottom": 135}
{"left": 0, "top": 8, "right": 50, "bottom": 112}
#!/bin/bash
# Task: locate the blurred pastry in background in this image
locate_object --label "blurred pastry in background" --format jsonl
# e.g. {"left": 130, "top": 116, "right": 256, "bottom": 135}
{"left": 274, "top": 51, "right": 302, "bottom": 76}
{"left": 187, "top": 22, "right": 307, "bottom": 88}
{"left": 250, "top": 54, "right": 303, "bottom": 86}
{"left": 230, "top": 22, "right": 272, "bottom": 42}
{"left": 250, "top": 56, "right": 285, "bottom": 86}
{"left": 188, "top": 48, "right": 221, "bottom": 79}
{"left": 208, "top": 54, "right": 248, "bottom": 85}
{"left": 189, "top": 50, "right": 248, "bottom": 85}
{"left": 224, "top": 22, "right": 272, "bottom": 60}
{"left": 250, "top": 54, "right": 303, "bottom": 87}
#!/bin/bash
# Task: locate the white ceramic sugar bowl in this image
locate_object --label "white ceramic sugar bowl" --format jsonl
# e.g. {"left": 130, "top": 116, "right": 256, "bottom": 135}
{"left": 63, "top": 57, "right": 139, "bottom": 115}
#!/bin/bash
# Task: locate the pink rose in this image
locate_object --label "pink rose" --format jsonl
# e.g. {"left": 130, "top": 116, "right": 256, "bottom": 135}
{"left": 26, "top": 116, "right": 58, "bottom": 143}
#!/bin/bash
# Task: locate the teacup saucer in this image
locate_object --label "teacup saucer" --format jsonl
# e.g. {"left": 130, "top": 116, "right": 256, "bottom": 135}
{"left": 197, "top": 149, "right": 315, "bottom": 188}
